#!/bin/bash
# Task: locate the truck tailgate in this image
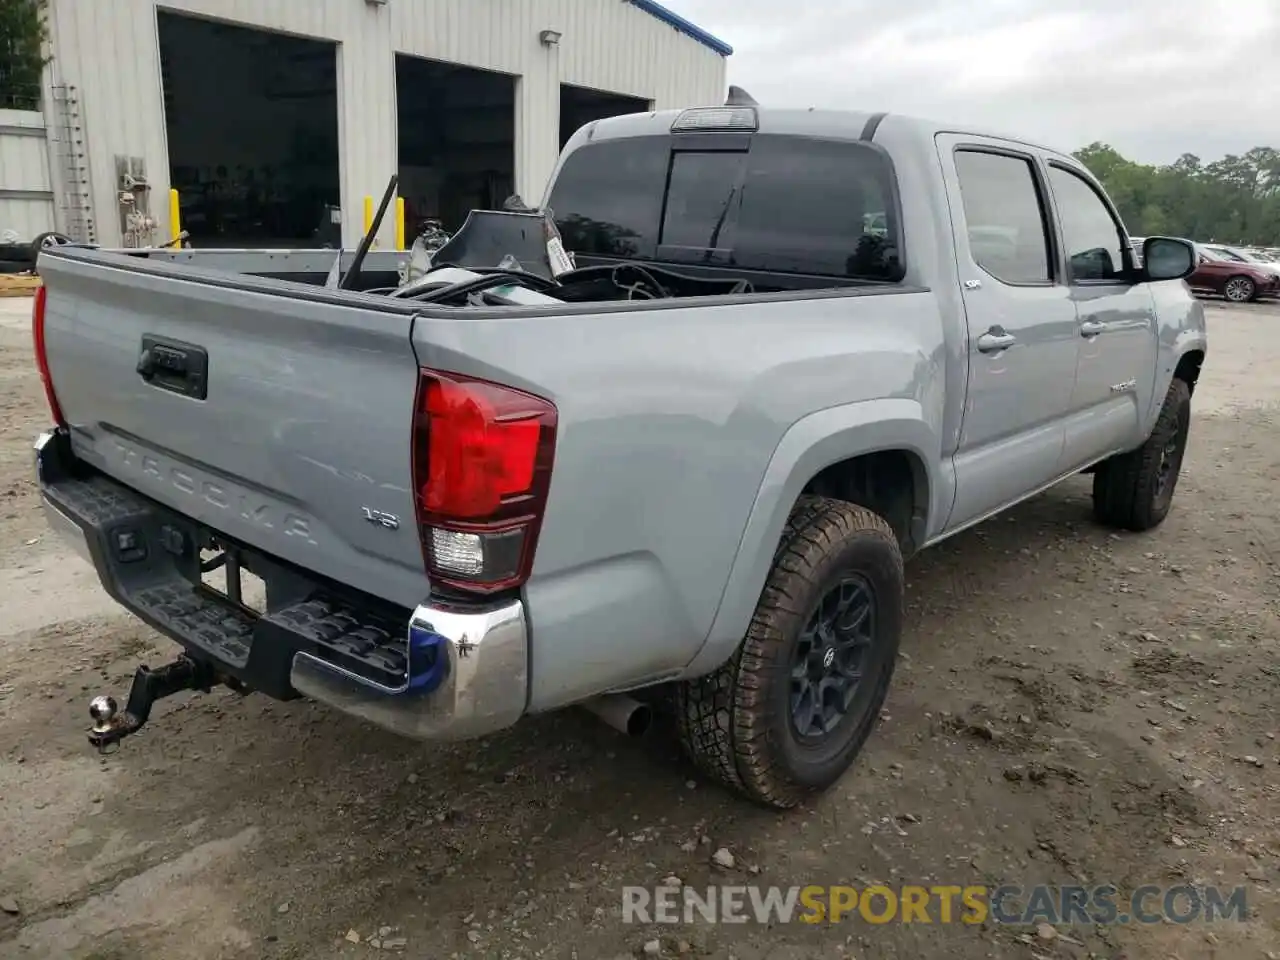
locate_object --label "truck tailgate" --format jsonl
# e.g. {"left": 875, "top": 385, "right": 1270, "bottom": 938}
{"left": 37, "top": 249, "right": 429, "bottom": 610}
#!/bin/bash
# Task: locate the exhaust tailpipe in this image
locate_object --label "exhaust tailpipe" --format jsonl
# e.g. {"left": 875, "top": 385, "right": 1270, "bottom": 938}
{"left": 582, "top": 693, "right": 652, "bottom": 737}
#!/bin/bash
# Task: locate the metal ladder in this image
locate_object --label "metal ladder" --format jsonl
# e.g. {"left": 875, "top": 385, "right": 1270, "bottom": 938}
{"left": 47, "top": 84, "right": 96, "bottom": 243}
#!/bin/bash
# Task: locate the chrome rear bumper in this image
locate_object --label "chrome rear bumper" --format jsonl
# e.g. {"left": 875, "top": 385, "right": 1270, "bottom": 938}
{"left": 35, "top": 427, "right": 529, "bottom": 742}
{"left": 289, "top": 600, "right": 528, "bottom": 741}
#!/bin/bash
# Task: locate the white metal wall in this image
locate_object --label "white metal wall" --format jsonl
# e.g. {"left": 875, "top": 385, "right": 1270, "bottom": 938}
{"left": 42, "top": 0, "right": 727, "bottom": 247}
{"left": 0, "top": 109, "right": 55, "bottom": 241}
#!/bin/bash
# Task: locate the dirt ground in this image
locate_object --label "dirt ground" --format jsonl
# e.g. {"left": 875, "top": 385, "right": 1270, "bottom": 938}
{"left": 1, "top": 294, "right": 1278, "bottom": 960}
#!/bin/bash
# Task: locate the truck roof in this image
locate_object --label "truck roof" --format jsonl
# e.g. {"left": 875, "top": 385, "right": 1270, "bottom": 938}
{"left": 574, "top": 105, "right": 1070, "bottom": 160}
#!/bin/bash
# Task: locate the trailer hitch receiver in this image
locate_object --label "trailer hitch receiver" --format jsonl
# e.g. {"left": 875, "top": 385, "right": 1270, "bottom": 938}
{"left": 87, "top": 655, "right": 235, "bottom": 754}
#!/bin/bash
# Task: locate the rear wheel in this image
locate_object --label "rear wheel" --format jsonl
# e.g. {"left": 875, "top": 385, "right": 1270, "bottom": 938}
{"left": 1223, "top": 275, "right": 1256, "bottom": 302}
{"left": 32, "top": 231, "right": 72, "bottom": 249}
{"left": 676, "top": 496, "right": 903, "bottom": 809}
{"left": 1092, "top": 377, "right": 1192, "bottom": 531}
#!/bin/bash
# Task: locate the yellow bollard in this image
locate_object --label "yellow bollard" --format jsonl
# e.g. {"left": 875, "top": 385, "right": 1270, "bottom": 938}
{"left": 168, "top": 188, "right": 181, "bottom": 241}
{"left": 395, "top": 197, "right": 406, "bottom": 251}
{"left": 363, "top": 195, "right": 374, "bottom": 235}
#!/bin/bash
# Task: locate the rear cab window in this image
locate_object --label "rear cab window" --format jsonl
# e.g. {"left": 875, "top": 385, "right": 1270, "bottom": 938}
{"left": 546, "top": 131, "right": 905, "bottom": 285}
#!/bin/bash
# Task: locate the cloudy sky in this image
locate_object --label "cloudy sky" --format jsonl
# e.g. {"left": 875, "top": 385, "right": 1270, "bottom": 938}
{"left": 667, "top": 0, "right": 1280, "bottom": 165}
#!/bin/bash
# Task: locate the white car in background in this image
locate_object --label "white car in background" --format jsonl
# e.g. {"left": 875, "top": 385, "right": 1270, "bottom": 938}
{"left": 1129, "top": 235, "right": 1146, "bottom": 266}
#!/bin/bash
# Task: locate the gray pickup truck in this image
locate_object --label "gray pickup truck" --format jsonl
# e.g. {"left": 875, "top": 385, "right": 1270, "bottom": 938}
{"left": 32, "top": 101, "right": 1206, "bottom": 809}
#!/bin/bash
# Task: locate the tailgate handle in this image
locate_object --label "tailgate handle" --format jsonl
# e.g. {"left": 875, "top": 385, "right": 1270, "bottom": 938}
{"left": 137, "top": 335, "right": 208, "bottom": 400}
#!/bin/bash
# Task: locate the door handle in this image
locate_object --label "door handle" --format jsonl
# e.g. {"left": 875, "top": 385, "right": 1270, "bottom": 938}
{"left": 1080, "top": 320, "right": 1106, "bottom": 337}
{"left": 976, "top": 330, "right": 1016, "bottom": 353}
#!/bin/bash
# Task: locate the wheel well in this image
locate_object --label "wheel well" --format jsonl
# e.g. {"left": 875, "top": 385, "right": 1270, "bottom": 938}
{"left": 1175, "top": 350, "right": 1204, "bottom": 396}
{"left": 801, "top": 450, "right": 927, "bottom": 556}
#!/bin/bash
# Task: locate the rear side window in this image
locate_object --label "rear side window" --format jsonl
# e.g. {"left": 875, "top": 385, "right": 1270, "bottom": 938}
{"left": 547, "top": 134, "right": 903, "bottom": 282}
{"left": 953, "top": 150, "right": 1052, "bottom": 285}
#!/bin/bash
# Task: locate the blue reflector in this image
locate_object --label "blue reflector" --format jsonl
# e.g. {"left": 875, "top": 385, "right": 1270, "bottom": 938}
{"left": 407, "top": 622, "right": 449, "bottom": 693}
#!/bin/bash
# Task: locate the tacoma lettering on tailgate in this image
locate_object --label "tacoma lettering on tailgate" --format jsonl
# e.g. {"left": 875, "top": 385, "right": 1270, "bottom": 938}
{"left": 111, "top": 439, "right": 317, "bottom": 545}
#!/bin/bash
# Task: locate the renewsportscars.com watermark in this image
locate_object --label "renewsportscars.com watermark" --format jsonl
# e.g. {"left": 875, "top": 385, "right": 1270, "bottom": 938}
{"left": 622, "top": 883, "right": 1248, "bottom": 926}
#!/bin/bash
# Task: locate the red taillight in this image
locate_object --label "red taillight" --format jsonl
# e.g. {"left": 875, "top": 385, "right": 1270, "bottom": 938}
{"left": 411, "top": 369, "right": 557, "bottom": 593}
{"left": 31, "top": 285, "right": 65, "bottom": 426}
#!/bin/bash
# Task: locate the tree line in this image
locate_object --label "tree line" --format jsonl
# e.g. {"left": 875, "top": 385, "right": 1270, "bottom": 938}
{"left": 0, "top": 0, "right": 47, "bottom": 109}
{"left": 1075, "top": 142, "right": 1280, "bottom": 247}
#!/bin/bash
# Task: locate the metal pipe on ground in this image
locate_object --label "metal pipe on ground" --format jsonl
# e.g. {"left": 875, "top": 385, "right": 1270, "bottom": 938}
{"left": 581, "top": 693, "right": 652, "bottom": 737}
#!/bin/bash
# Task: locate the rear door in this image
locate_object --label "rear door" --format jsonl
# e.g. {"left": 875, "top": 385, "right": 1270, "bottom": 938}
{"left": 37, "top": 251, "right": 429, "bottom": 610}
{"left": 1042, "top": 160, "right": 1158, "bottom": 469}
{"left": 936, "top": 135, "right": 1080, "bottom": 530}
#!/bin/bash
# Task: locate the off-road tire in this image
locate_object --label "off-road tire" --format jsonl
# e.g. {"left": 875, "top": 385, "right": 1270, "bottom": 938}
{"left": 1092, "top": 377, "right": 1192, "bottom": 531}
{"left": 676, "top": 496, "right": 903, "bottom": 809}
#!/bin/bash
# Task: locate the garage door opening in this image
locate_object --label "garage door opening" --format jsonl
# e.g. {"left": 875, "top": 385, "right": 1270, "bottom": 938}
{"left": 157, "top": 13, "right": 340, "bottom": 247}
{"left": 395, "top": 55, "right": 516, "bottom": 234}
{"left": 560, "top": 85, "right": 650, "bottom": 150}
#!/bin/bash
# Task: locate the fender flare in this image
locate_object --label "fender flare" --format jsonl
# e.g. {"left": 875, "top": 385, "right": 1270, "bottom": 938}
{"left": 1144, "top": 334, "right": 1207, "bottom": 437}
{"left": 1170, "top": 333, "right": 1207, "bottom": 380}
{"left": 683, "top": 397, "right": 944, "bottom": 676}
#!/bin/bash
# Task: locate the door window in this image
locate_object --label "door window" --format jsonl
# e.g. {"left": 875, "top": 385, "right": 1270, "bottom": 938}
{"left": 1207, "top": 246, "right": 1247, "bottom": 262}
{"left": 1047, "top": 165, "right": 1128, "bottom": 282}
{"left": 953, "top": 150, "right": 1053, "bottom": 285}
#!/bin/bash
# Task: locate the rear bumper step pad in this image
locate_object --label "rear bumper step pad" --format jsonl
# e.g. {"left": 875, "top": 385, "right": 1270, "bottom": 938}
{"left": 34, "top": 429, "right": 529, "bottom": 742}
{"left": 38, "top": 466, "right": 411, "bottom": 697}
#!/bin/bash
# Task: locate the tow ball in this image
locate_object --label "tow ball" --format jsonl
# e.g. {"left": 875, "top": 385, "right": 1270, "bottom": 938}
{"left": 87, "top": 655, "right": 238, "bottom": 754}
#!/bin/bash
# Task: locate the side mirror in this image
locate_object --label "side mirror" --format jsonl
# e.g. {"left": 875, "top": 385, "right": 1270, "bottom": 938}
{"left": 1142, "top": 237, "right": 1196, "bottom": 281}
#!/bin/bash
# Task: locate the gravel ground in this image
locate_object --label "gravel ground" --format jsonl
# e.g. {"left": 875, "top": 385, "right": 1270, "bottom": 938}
{"left": 1, "top": 295, "right": 1278, "bottom": 960}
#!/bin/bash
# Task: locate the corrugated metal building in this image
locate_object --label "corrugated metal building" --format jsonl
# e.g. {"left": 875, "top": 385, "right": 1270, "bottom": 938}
{"left": 0, "top": 108, "right": 55, "bottom": 241}
{"left": 36, "top": 0, "right": 730, "bottom": 248}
